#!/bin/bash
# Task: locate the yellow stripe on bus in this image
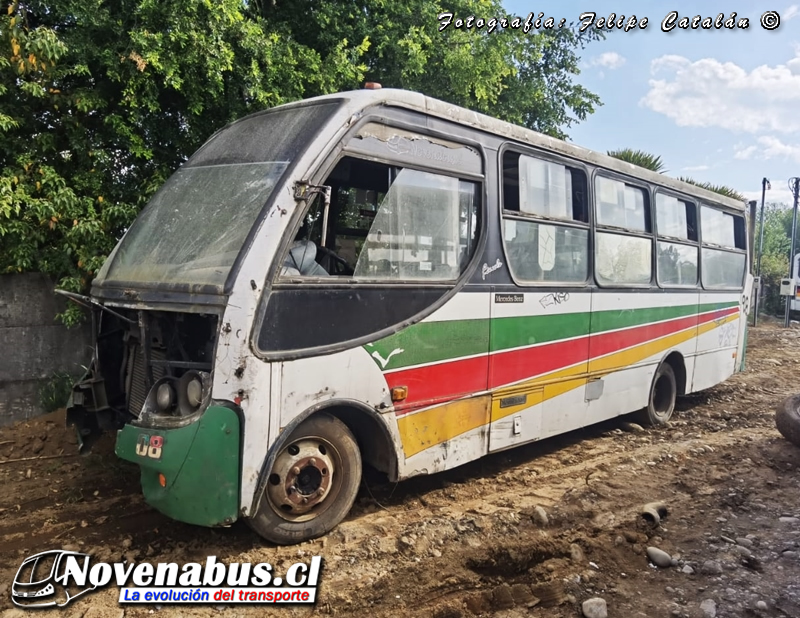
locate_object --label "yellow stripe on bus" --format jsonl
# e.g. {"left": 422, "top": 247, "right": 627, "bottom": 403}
{"left": 397, "top": 396, "right": 490, "bottom": 457}
{"left": 397, "top": 315, "right": 739, "bottom": 458}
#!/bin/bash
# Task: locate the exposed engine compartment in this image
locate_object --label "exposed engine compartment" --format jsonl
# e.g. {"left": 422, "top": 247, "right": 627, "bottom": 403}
{"left": 67, "top": 307, "right": 219, "bottom": 451}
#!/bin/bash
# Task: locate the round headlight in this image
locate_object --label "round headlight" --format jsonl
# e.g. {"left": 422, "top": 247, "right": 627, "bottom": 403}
{"left": 186, "top": 377, "right": 203, "bottom": 409}
{"left": 175, "top": 371, "right": 208, "bottom": 417}
{"left": 156, "top": 383, "right": 175, "bottom": 411}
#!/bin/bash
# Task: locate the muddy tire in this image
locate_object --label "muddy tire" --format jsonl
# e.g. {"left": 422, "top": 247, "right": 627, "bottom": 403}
{"left": 248, "top": 413, "right": 362, "bottom": 545}
{"left": 776, "top": 394, "right": 800, "bottom": 447}
{"left": 636, "top": 362, "right": 677, "bottom": 427}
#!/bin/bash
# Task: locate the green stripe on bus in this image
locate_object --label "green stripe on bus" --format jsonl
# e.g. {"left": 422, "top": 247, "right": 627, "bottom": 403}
{"left": 368, "top": 318, "right": 488, "bottom": 370}
{"left": 370, "top": 299, "right": 739, "bottom": 372}
{"left": 588, "top": 301, "right": 736, "bottom": 335}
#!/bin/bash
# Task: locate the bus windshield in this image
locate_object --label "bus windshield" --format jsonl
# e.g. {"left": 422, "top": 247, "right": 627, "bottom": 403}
{"left": 96, "top": 102, "right": 339, "bottom": 288}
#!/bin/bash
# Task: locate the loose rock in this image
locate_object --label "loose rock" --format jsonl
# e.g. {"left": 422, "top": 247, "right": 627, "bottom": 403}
{"left": 700, "top": 599, "right": 717, "bottom": 618}
{"left": 646, "top": 546, "right": 673, "bottom": 568}
{"left": 570, "top": 543, "right": 586, "bottom": 563}
{"left": 582, "top": 597, "right": 608, "bottom": 618}
{"left": 701, "top": 560, "right": 723, "bottom": 575}
{"left": 732, "top": 544, "right": 753, "bottom": 558}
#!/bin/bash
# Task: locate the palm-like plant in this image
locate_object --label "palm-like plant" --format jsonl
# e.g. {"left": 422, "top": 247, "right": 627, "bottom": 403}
{"left": 607, "top": 148, "right": 667, "bottom": 173}
{"left": 607, "top": 148, "right": 744, "bottom": 202}
{"left": 677, "top": 177, "right": 745, "bottom": 202}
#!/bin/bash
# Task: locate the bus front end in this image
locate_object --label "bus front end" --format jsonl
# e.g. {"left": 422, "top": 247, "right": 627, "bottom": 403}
{"left": 67, "top": 306, "right": 243, "bottom": 527}
{"left": 65, "top": 98, "right": 343, "bottom": 529}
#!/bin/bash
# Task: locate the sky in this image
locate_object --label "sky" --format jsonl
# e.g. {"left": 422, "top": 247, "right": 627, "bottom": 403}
{"left": 501, "top": 1, "right": 800, "bottom": 207}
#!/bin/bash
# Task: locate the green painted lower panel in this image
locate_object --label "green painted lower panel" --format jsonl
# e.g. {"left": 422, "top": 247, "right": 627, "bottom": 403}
{"left": 116, "top": 405, "right": 241, "bottom": 527}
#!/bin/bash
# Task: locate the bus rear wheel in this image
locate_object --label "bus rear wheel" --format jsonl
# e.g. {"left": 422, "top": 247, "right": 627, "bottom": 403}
{"left": 248, "top": 413, "right": 362, "bottom": 545}
{"left": 637, "top": 362, "right": 677, "bottom": 427}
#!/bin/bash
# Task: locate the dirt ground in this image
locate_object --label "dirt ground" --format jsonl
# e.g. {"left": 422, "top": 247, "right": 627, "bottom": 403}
{"left": 2, "top": 319, "right": 800, "bottom": 618}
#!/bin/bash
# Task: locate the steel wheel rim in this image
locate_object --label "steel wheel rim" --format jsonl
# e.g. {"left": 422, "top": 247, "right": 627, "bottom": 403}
{"left": 266, "top": 435, "right": 342, "bottom": 523}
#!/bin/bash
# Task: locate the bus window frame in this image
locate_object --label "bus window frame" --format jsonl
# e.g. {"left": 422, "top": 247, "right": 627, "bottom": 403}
{"left": 591, "top": 170, "right": 655, "bottom": 289}
{"left": 275, "top": 120, "right": 487, "bottom": 285}
{"left": 250, "top": 111, "right": 491, "bottom": 362}
{"left": 698, "top": 203, "right": 747, "bottom": 291}
{"left": 497, "top": 142, "right": 593, "bottom": 289}
{"left": 653, "top": 188, "right": 700, "bottom": 290}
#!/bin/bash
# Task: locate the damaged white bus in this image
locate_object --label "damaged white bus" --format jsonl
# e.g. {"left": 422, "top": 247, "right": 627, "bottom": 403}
{"left": 66, "top": 87, "right": 752, "bottom": 544}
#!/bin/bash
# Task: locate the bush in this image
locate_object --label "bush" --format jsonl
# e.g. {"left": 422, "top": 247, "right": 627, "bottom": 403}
{"left": 38, "top": 371, "right": 77, "bottom": 413}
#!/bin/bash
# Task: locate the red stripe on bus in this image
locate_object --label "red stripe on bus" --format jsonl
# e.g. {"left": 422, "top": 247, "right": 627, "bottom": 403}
{"left": 388, "top": 305, "right": 739, "bottom": 413}
{"left": 388, "top": 356, "right": 488, "bottom": 413}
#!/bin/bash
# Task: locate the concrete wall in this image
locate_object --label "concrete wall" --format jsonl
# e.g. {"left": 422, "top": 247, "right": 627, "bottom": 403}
{"left": 0, "top": 273, "right": 92, "bottom": 426}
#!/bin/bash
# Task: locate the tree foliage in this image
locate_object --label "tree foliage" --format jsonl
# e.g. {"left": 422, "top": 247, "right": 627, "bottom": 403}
{"left": 754, "top": 202, "right": 800, "bottom": 315}
{"left": 0, "top": 0, "right": 604, "bottom": 324}
{"left": 606, "top": 149, "right": 746, "bottom": 201}
{"left": 259, "top": 1, "right": 603, "bottom": 139}
{"left": 677, "top": 177, "right": 745, "bottom": 202}
{"left": 607, "top": 148, "right": 666, "bottom": 173}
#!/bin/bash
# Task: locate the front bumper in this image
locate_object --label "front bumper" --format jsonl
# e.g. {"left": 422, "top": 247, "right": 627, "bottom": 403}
{"left": 115, "top": 405, "right": 241, "bottom": 527}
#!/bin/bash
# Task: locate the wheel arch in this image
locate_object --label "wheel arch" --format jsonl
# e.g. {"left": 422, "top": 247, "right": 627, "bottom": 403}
{"left": 248, "top": 399, "right": 400, "bottom": 518}
{"left": 661, "top": 350, "right": 687, "bottom": 396}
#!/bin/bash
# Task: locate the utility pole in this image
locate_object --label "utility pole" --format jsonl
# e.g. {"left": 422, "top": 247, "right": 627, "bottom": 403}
{"left": 754, "top": 178, "right": 770, "bottom": 326}
{"left": 784, "top": 177, "right": 800, "bottom": 328}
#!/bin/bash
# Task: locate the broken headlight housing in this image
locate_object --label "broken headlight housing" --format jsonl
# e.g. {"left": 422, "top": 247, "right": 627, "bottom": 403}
{"left": 140, "top": 370, "right": 212, "bottom": 426}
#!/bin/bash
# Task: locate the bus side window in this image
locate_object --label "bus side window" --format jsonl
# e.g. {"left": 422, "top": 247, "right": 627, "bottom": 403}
{"left": 594, "top": 177, "right": 652, "bottom": 286}
{"left": 279, "top": 156, "right": 480, "bottom": 282}
{"left": 655, "top": 193, "right": 698, "bottom": 287}
{"left": 700, "top": 207, "right": 746, "bottom": 289}
{"left": 501, "top": 151, "right": 589, "bottom": 284}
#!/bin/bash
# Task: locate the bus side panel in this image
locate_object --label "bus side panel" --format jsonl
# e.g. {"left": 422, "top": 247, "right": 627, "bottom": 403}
{"left": 486, "top": 291, "right": 591, "bottom": 449}
{"left": 380, "top": 290, "right": 492, "bottom": 477}
{"left": 691, "top": 293, "right": 741, "bottom": 393}
{"left": 399, "top": 395, "right": 492, "bottom": 477}
{"left": 274, "top": 346, "right": 404, "bottom": 467}
{"left": 586, "top": 291, "right": 700, "bottom": 423}
{"left": 268, "top": 291, "right": 492, "bottom": 482}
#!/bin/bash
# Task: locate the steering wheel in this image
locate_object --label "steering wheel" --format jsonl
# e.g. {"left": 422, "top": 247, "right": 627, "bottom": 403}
{"left": 316, "top": 246, "right": 354, "bottom": 276}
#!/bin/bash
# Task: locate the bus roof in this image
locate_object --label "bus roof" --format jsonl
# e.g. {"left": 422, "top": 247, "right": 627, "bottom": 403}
{"left": 273, "top": 88, "right": 746, "bottom": 213}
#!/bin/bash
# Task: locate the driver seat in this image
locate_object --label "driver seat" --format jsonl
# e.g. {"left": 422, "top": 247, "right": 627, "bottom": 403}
{"left": 281, "top": 240, "right": 330, "bottom": 277}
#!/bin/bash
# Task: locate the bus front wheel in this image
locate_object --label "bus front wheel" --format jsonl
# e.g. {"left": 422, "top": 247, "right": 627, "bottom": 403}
{"left": 637, "top": 362, "right": 677, "bottom": 427}
{"left": 249, "top": 413, "right": 362, "bottom": 545}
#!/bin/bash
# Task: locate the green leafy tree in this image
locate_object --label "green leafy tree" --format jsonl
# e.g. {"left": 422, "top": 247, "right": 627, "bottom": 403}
{"left": 754, "top": 202, "right": 796, "bottom": 315}
{"left": 0, "top": 0, "right": 368, "bottom": 324}
{"left": 257, "top": 1, "right": 604, "bottom": 139}
{"left": 1, "top": 0, "right": 604, "bottom": 325}
{"left": 607, "top": 148, "right": 667, "bottom": 173}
